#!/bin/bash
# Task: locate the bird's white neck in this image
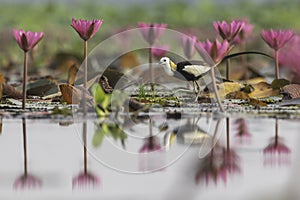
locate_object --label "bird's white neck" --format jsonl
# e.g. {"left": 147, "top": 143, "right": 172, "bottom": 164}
{"left": 163, "top": 61, "right": 175, "bottom": 76}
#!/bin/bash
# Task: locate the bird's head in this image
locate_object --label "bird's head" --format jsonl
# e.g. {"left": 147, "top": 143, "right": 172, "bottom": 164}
{"left": 159, "top": 57, "right": 177, "bottom": 76}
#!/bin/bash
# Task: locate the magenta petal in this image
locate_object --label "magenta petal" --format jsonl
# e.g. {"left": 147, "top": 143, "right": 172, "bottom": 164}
{"left": 261, "top": 29, "right": 294, "bottom": 50}
{"left": 138, "top": 22, "right": 167, "bottom": 45}
{"left": 13, "top": 29, "right": 43, "bottom": 52}
{"left": 71, "top": 18, "right": 103, "bottom": 41}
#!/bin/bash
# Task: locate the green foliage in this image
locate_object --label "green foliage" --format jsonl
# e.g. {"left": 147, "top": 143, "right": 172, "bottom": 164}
{"left": 92, "top": 123, "right": 127, "bottom": 148}
{"left": 91, "top": 83, "right": 111, "bottom": 117}
{"left": 138, "top": 84, "right": 146, "bottom": 100}
{"left": 52, "top": 106, "right": 72, "bottom": 116}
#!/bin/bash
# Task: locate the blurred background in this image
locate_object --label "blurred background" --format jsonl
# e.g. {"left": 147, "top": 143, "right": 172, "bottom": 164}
{"left": 0, "top": 0, "right": 299, "bottom": 80}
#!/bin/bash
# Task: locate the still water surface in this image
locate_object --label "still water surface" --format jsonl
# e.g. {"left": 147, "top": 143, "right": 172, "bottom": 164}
{"left": 0, "top": 116, "right": 298, "bottom": 200}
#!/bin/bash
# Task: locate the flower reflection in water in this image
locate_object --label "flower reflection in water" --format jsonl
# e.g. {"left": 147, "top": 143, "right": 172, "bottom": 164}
{"left": 14, "top": 118, "right": 42, "bottom": 190}
{"left": 234, "top": 118, "right": 252, "bottom": 145}
{"left": 73, "top": 122, "right": 101, "bottom": 190}
{"left": 13, "top": 174, "right": 42, "bottom": 190}
{"left": 138, "top": 118, "right": 166, "bottom": 172}
{"left": 195, "top": 118, "right": 241, "bottom": 186}
{"left": 72, "top": 172, "right": 101, "bottom": 189}
{"left": 263, "top": 119, "right": 291, "bottom": 166}
{"left": 139, "top": 136, "right": 165, "bottom": 172}
{"left": 195, "top": 146, "right": 240, "bottom": 186}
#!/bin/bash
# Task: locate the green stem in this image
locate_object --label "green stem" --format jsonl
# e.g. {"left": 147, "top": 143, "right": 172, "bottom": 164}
{"left": 275, "top": 50, "right": 279, "bottom": 79}
{"left": 211, "top": 66, "right": 225, "bottom": 112}
{"left": 22, "top": 51, "right": 28, "bottom": 110}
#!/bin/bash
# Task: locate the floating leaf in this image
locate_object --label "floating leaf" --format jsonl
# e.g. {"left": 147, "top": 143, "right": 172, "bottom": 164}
{"left": 241, "top": 84, "right": 254, "bottom": 93}
{"left": 248, "top": 98, "right": 267, "bottom": 106}
{"left": 271, "top": 79, "right": 290, "bottom": 90}
{"left": 27, "top": 77, "right": 59, "bottom": 96}
{"left": 226, "top": 91, "right": 249, "bottom": 99}
{"left": 248, "top": 82, "right": 279, "bottom": 98}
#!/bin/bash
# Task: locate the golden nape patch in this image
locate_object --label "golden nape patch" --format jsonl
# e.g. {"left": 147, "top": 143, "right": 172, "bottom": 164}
{"left": 169, "top": 60, "right": 177, "bottom": 71}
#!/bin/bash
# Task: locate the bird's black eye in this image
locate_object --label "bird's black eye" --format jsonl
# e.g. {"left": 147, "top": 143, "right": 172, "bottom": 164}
{"left": 163, "top": 59, "right": 166, "bottom": 62}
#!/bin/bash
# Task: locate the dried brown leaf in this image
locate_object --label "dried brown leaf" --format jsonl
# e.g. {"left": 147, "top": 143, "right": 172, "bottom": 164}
{"left": 59, "top": 84, "right": 93, "bottom": 105}
{"left": 281, "top": 84, "right": 300, "bottom": 99}
{"left": 67, "top": 64, "right": 79, "bottom": 85}
{"left": 2, "top": 83, "right": 22, "bottom": 99}
{"left": 248, "top": 82, "right": 279, "bottom": 98}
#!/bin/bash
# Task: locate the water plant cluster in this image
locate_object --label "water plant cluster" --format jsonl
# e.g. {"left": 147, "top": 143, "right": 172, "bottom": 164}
{"left": 7, "top": 17, "right": 298, "bottom": 115}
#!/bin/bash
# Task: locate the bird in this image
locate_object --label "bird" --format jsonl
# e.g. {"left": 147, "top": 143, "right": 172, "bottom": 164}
{"left": 159, "top": 57, "right": 212, "bottom": 101}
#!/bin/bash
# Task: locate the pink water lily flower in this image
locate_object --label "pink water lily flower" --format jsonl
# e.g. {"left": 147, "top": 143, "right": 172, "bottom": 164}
{"left": 71, "top": 18, "right": 103, "bottom": 41}
{"left": 213, "top": 20, "right": 245, "bottom": 43}
{"left": 151, "top": 45, "right": 169, "bottom": 59}
{"left": 138, "top": 22, "right": 167, "bottom": 45}
{"left": 181, "top": 34, "right": 197, "bottom": 59}
{"left": 195, "top": 38, "right": 230, "bottom": 64}
{"left": 233, "top": 20, "right": 254, "bottom": 45}
{"left": 261, "top": 29, "right": 293, "bottom": 79}
{"left": 278, "top": 35, "right": 300, "bottom": 82}
{"left": 261, "top": 29, "right": 293, "bottom": 51}
{"left": 13, "top": 29, "right": 43, "bottom": 52}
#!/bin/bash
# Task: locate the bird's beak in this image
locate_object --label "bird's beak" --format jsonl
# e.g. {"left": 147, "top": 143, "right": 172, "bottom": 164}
{"left": 159, "top": 61, "right": 163, "bottom": 65}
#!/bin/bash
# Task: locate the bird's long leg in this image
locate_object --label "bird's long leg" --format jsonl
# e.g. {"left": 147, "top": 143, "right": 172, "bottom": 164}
{"left": 194, "top": 81, "right": 201, "bottom": 102}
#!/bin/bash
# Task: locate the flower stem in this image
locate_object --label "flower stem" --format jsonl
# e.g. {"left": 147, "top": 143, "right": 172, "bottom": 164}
{"left": 275, "top": 50, "right": 279, "bottom": 79}
{"left": 22, "top": 51, "right": 28, "bottom": 110}
{"left": 149, "top": 47, "right": 154, "bottom": 92}
{"left": 226, "top": 58, "right": 230, "bottom": 80}
{"left": 211, "top": 66, "right": 225, "bottom": 112}
{"left": 149, "top": 118, "right": 154, "bottom": 150}
{"left": 275, "top": 118, "right": 278, "bottom": 147}
{"left": 83, "top": 121, "right": 88, "bottom": 175}
{"left": 226, "top": 117, "right": 230, "bottom": 151}
{"left": 83, "top": 41, "right": 88, "bottom": 115}
{"left": 22, "top": 118, "right": 27, "bottom": 177}
{"left": 83, "top": 40, "right": 88, "bottom": 174}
